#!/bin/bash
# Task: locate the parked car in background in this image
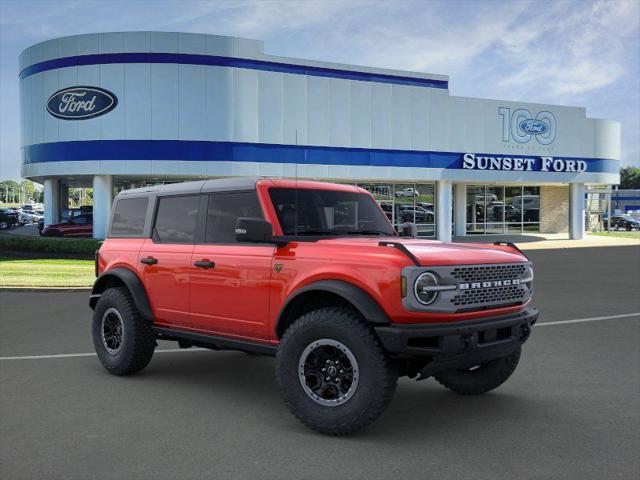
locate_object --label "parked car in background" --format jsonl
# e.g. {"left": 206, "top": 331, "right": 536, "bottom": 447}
{"left": 523, "top": 208, "right": 540, "bottom": 222}
{"left": 0, "top": 208, "right": 20, "bottom": 229}
{"left": 397, "top": 205, "right": 434, "bottom": 223}
{"left": 395, "top": 187, "right": 420, "bottom": 198}
{"left": 18, "top": 211, "right": 42, "bottom": 225}
{"left": 41, "top": 214, "right": 93, "bottom": 237}
{"left": 607, "top": 214, "right": 640, "bottom": 231}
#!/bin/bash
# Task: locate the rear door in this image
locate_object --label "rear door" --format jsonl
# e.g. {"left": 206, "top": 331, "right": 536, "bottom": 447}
{"left": 138, "top": 194, "right": 202, "bottom": 328}
{"left": 189, "top": 191, "right": 274, "bottom": 341}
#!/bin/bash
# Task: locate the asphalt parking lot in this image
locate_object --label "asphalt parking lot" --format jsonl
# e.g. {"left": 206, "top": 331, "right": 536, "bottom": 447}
{"left": 1, "top": 246, "right": 639, "bottom": 480}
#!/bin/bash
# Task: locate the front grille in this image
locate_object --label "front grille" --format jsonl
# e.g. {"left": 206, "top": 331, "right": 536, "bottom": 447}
{"left": 451, "top": 284, "right": 527, "bottom": 307}
{"left": 451, "top": 264, "right": 527, "bottom": 283}
{"left": 402, "top": 261, "right": 534, "bottom": 314}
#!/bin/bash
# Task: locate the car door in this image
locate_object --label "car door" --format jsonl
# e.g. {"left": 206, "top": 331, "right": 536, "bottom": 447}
{"left": 137, "top": 194, "right": 202, "bottom": 328}
{"left": 189, "top": 191, "right": 274, "bottom": 341}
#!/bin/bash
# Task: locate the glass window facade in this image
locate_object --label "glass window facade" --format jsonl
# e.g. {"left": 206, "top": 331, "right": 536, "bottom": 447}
{"left": 466, "top": 185, "right": 540, "bottom": 234}
{"left": 357, "top": 182, "right": 436, "bottom": 237}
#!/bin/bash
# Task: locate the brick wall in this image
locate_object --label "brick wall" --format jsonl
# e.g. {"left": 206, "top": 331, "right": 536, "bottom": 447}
{"left": 540, "top": 186, "right": 569, "bottom": 233}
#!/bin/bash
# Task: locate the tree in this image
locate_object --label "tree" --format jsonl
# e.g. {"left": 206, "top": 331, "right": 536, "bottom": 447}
{"left": 21, "top": 179, "right": 36, "bottom": 202}
{"left": 619, "top": 166, "right": 640, "bottom": 189}
{"left": 0, "top": 180, "right": 20, "bottom": 204}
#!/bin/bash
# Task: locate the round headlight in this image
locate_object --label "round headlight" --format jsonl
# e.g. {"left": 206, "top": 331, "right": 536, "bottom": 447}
{"left": 414, "top": 272, "right": 439, "bottom": 305}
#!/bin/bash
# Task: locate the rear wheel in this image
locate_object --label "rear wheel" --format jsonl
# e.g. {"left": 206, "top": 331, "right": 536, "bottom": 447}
{"left": 434, "top": 347, "right": 521, "bottom": 395}
{"left": 276, "top": 307, "right": 397, "bottom": 435}
{"left": 0, "top": 221, "right": 8, "bottom": 229}
{"left": 92, "top": 287, "right": 155, "bottom": 375}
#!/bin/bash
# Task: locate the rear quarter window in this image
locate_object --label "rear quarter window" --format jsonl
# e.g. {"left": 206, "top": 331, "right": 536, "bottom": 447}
{"left": 110, "top": 197, "right": 149, "bottom": 237}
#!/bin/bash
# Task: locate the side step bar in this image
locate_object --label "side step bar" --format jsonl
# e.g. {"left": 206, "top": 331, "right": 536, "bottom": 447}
{"left": 152, "top": 326, "right": 278, "bottom": 356}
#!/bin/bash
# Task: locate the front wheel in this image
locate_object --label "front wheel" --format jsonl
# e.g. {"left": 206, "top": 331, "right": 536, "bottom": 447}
{"left": 92, "top": 287, "right": 156, "bottom": 375}
{"left": 276, "top": 307, "right": 397, "bottom": 435}
{"left": 434, "top": 347, "right": 521, "bottom": 395}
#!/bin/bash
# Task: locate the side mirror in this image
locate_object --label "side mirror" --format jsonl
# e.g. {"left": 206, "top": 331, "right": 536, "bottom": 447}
{"left": 398, "top": 222, "right": 417, "bottom": 238}
{"left": 235, "top": 217, "right": 274, "bottom": 243}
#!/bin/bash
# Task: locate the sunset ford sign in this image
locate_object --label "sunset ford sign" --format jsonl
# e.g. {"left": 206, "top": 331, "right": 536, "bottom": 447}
{"left": 46, "top": 86, "right": 117, "bottom": 120}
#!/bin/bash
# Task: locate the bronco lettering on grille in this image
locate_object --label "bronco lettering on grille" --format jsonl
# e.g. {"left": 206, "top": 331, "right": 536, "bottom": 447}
{"left": 459, "top": 279, "right": 520, "bottom": 290}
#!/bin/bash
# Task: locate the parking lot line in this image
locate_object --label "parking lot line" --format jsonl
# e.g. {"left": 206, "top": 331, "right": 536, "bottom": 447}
{"left": 535, "top": 312, "right": 640, "bottom": 327}
{"left": 1, "top": 312, "right": 639, "bottom": 361}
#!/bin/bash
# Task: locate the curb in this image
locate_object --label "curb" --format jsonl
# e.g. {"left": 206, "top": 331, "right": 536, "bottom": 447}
{"left": 0, "top": 287, "right": 92, "bottom": 292}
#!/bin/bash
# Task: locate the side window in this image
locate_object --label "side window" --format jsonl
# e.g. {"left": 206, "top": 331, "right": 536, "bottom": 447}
{"left": 110, "top": 197, "right": 148, "bottom": 237}
{"left": 205, "top": 192, "right": 263, "bottom": 243}
{"left": 154, "top": 195, "right": 200, "bottom": 243}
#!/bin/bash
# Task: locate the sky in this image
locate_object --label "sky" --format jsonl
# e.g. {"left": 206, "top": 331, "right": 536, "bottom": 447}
{"left": 0, "top": 0, "right": 638, "bottom": 181}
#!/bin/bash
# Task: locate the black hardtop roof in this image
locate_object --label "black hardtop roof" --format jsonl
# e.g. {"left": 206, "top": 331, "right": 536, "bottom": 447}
{"left": 116, "top": 177, "right": 260, "bottom": 198}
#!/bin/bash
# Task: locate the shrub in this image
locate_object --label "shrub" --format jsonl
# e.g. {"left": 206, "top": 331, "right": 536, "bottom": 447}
{"left": 0, "top": 235, "right": 102, "bottom": 258}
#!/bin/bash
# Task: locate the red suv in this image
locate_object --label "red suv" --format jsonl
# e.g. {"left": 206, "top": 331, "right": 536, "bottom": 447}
{"left": 91, "top": 178, "right": 538, "bottom": 435}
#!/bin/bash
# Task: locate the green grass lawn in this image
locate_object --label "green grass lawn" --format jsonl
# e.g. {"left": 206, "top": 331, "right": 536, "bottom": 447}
{"left": 0, "top": 257, "right": 94, "bottom": 287}
{"left": 589, "top": 231, "right": 640, "bottom": 239}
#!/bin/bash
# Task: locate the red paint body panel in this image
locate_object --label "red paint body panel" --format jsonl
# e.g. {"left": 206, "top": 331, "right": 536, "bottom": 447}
{"left": 189, "top": 244, "right": 274, "bottom": 340}
{"left": 98, "top": 178, "right": 531, "bottom": 344}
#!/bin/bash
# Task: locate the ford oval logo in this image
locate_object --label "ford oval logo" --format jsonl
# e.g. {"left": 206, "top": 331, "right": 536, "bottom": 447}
{"left": 46, "top": 86, "right": 117, "bottom": 120}
{"left": 518, "top": 119, "right": 549, "bottom": 135}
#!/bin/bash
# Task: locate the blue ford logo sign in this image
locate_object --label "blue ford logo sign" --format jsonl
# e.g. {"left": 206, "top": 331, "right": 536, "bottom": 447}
{"left": 518, "top": 119, "right": 549, "bottom": 135}
{"left": 46, "top": 86, "right": 117, "bottom": 120}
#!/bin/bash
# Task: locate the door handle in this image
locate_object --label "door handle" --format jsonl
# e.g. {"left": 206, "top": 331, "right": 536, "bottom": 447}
{"left": 194, "top": 260, "right": 215, "bottom": 269}
{"left": 140, "top": 256, "right": 158, "bottom": 265}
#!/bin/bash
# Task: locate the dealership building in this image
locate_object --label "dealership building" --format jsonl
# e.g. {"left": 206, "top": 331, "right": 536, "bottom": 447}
{"left": 19, "top": 32, "right": 621, "bottom": 240}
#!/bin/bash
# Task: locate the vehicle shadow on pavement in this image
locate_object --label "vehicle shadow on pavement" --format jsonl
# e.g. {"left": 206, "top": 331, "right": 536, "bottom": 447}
{"left": 85, "top": 348, "right": 556, "bottom": 441}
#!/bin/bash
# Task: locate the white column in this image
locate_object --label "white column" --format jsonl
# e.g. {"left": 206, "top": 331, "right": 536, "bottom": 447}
{"left": 569, "top": 183, "right": 585, "bottom": 240}
{"left": 93, "top": 175, "right": 113, "bottom": 240}
{"left": 43, "top": 178, "right": 60, "bottom": 226}
{"left": 454, "top": 183, "right": 467, "bottom": 237}
{"left": 436, "top": 180, "right": 452, "bottom": 242}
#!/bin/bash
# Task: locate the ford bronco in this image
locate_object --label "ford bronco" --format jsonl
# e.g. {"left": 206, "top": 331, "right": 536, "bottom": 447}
{"left": 90, "top": 178, "right": 538, "bottom": 435}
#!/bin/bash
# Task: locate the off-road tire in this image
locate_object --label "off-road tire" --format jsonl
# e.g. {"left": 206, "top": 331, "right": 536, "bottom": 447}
{"left": 276, "top": 307, "right": 397, "bottom": 435}
{"left": 92, "top": 287, "right": 155, "bottom": 375}
{"left": 434, "top": 347, "right": 521, "bottom": 395}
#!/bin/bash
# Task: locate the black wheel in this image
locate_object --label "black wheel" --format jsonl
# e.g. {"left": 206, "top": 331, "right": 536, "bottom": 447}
{"left": 434, "top": 347, "right": 521, "bottom": 395}
{"left": 92, "top": 287, "right": 155, "bottom": 375}
{"left": 276, "top": 307, "right": 397, "bottom": 435}
{"left": 626, "top": 225, "right": 632, "bottom": 231}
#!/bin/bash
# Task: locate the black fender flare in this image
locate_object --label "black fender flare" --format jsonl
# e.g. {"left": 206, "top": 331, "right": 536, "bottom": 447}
{"left": 275, "top": 280, "right": 390, "bottom": 338}
{"left": 89, "top": 268, "right": 154, "bottom": 322}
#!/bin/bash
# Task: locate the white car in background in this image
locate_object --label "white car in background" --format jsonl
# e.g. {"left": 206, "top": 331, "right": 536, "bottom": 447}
{"left": 395, "top": 187, "right": 420, "bottom": 198}
{"left": 18, "top": 210, "right": 43, "bottom": 225}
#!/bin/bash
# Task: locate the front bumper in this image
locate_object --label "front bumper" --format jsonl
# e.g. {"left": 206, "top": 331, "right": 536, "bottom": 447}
{"left": 374, "top": 308, "right": 538, "bottom": 378}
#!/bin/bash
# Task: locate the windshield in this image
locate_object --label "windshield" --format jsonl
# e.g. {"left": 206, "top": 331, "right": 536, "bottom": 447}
{"left": 269, "top": 188, "right": 396, "bottom": 237}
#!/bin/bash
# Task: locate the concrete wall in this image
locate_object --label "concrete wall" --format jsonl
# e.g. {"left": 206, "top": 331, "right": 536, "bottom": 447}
{"left": 540, "top": 186, "right": 569, "bottom": 233}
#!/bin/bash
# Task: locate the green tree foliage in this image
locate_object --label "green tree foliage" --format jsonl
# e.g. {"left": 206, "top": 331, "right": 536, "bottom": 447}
{"left": 0, "top": 180, "right": 20, "bottom": 203}
{"left": 619, "top": 166, "right": 640, "bottom": 189}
